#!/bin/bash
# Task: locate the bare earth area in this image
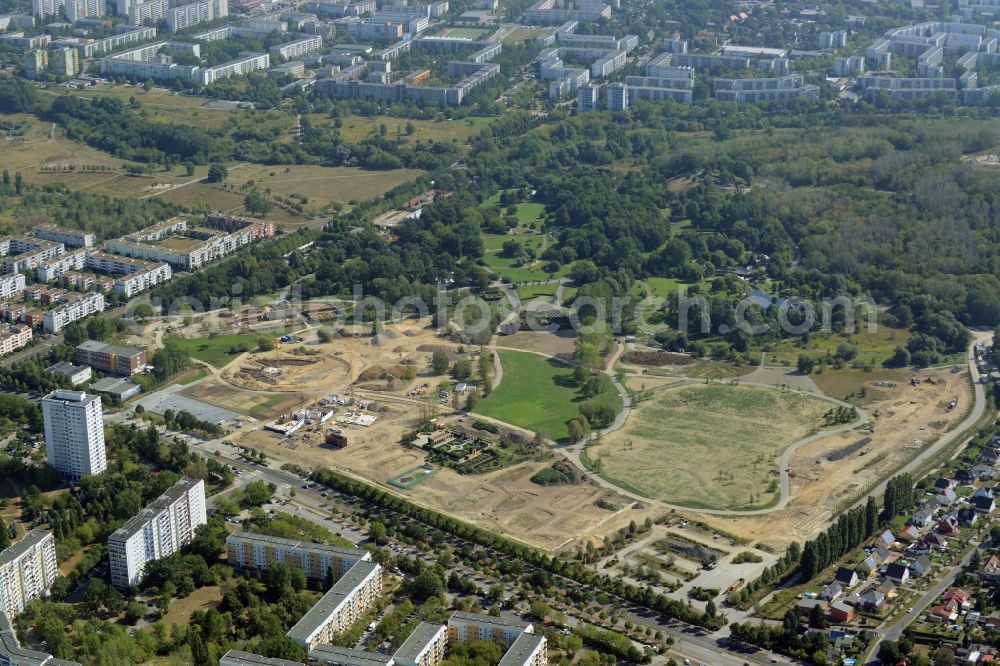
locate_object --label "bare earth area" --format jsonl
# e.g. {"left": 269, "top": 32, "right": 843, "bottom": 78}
{"left": 687, "top": 365, "right": 972, "bottom": 548}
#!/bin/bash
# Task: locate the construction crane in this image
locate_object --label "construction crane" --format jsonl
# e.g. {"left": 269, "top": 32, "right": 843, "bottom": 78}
{"left": 348, "top": 331, "right": 356, "bottom": 401}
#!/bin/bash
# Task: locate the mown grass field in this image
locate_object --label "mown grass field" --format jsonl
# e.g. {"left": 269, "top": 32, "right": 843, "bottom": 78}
{"left": 165, "top": 327, "right": 297, "bottom": 367}
{"left": 309, "top": 113, "right": 494, "bottom": 146}
{"left": 591, "top": 383, "right": 832, "bottom": 510}
{"left": 474, "top": 349, "right": 621, "bottom": 441}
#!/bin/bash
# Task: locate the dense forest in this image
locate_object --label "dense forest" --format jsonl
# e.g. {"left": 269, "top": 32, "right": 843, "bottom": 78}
{"left": 8, "top": 64, "right": 1000, "bottom": 363}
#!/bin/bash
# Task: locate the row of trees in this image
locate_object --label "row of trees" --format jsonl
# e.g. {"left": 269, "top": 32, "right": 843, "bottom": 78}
{"left": 308, "top": 467, "right": 724, "bottom": 630}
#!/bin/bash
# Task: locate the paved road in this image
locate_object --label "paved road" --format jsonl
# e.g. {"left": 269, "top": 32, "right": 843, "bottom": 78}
{"left": 866, "top": 537, "right": 989, "bottom": 663}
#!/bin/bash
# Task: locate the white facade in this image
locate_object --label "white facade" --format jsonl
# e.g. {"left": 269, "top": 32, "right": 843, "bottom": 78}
{"left": 0, "top": 531, "right": 57, "bottom": 619}
{"left": 0, "top": 274, "right": 24, "bottom": 301}
{"left": 31, "top": 0, "right": 64, "bottom": 19}
{"left": 65, "top": 0, "right": 105, "bottom": 21}
{"left": 270, "top": 35, "right": 323, "bottom": 59}
{"left": 287, "top": 560, "right": 382, "bottom": 649}
{"left": 37, "top": 248, "right": 88, "bottom": 282}
{"left": 0, "top": 237, "right": 64, "bottom": 274}
{"left": 108, "top": 477, "right": 206, "bottom": 588}
{"left": 43, "top": 291, "right": 104, "bottom": 333}
{"left": 42, "top": 390, "right": 106, "bottom": 480}
{"left": 0, "top": 326, "right": 31, "bottom": 356}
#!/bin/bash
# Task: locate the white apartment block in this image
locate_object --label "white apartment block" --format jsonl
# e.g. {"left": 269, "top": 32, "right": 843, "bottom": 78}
{"left": 0, "top": 325, "right": 32, "bottom": 356}
{"left": 108, "top": 477, "right": 206, "bottom": 588}
{"left": 218, "top": 651, "right": 304, "bottom": 666}
{"left": 497, "top": 632, "right": 546, "bottom": 666}
{"left": 197, "top": 52, "right": 270, "bottom": 85}
{"left": 270, "top": 35, "right": 323, "bottom": 60}
{"left": 84, "top": 252, "right": 172, "bottom": 297}
{"left": 31, "top": 0, "right": 64, "bottom": 19}
{"left": 105, "top": 217, "right": 274, "bottom": 270}
{"left": 41, "top": 390, "right": 106, "bottom": 480}
{"left": 1, "top": 608, "right": 82, "bottom": 666}
{"left": 43, "top": 291, "right": 104, "bottom": 333}
{"left": 34, "top": 225, "right": 96, "bottom": 249}
{"left": 226, "top": 531, "right": 371, "bottom": 580}
{"left": 309, "top": 644, "right": 395, "bottom": 666}
{"left": 165, "top": 0, "right": 227, "bottom": 31}
{"left": 393, "top": 622, "right": 447, "bottom": 666}
{"left": 0, "top": 237, "right": 64, "bottom": 274}
{"left": 0, "top": 531, "right": 57, "bottom": 620}
{"left": 37, "top": 248, "right": 88, "bottom": 282}
{"left": 0, "top": 274, "right": 24, "bottom": 301}
{"left": 65, "top": 0, "right": 105, "bottom": 21}
{"left": 447, "top": 612, "right": 533, "bottom": 647}
{"left": 125, "top": 0, "right": 167, "bottom": 25}
{"left": 287, "top": 560, "right": 382, "bottom": 649}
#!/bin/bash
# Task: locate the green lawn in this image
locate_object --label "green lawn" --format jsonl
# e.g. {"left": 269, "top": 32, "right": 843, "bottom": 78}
{"left": 516, "top": 282, "right": 559, "bottom": 300}
{"left": 166, "top": 328, "right": 298, "bottom": 368}
{"left": 474, "top": 349, "right": 621, "bottom": 441}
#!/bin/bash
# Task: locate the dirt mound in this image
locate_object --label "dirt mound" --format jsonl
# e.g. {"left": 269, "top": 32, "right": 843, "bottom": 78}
{"left": 358, "top": 364, "right": 412, "bottom": 381}
{"left": 625, "top": 351, "right": 695, "bottom": 367}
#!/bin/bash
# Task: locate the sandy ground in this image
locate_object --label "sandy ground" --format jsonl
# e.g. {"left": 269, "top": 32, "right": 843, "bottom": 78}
{"left": 685, "top": 365, "right": 972, "bottom": 548}
{"left": 155, "top": 315, "right": 975, "bottom": 553}
{"left": 167, "top": 318, "right": 657, "bottom": 551}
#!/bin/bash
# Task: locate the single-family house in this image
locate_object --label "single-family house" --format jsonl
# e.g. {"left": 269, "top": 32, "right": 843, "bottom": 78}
{"left": 898, "top": 524, "right": 921, "bottom": 542}
{"left": 958, "top": 508, "right": 979, "bottom": 526}
{"left": 974, "top": 495, "right": 996, "bottom": 514}
{"left": 796, "top": 598, "right": 829, "bottom": 616}
{"left": 942, "top": 588, "right": 969, "bottom": 606}
{"left": 908, "top": 554, "right": 932, "bottom": 577}
{"left": 979, "top": 555, "right": 1000, "bottom": 582}
{"left": 876, "top": 530, "right": 896, "bottom": 548}
{"left": 820, "top": 582, "right": 843, "bottom": 601}
{"left": 907, "top": 539, "right": 932, "bottom": 556}
{"left": 938, "top": 515, "right": 960, "bottom": 534}
{"left": 979, "top": 449, "right": 1000, "bottom": 465}
{"left": 830, "top": 601, "right": 855, "bottom": 623}
{"left": 935, "top": 489, "right": 959, "bottom": 506}
{"left": 926, "top": 533, "right": 949, "bottom": 549}
{"left": 858, "top": 589, "right": 885, "bottom": 609}
{"left": 859, "top": 554, "right": 880, "bottom": 574}
{"left": 911, "top": 506, "right": 935, "bottom": 527}
{"left": 885, "top": 562, "right": 910, "bottom": 584}
{"left": 971, "top": 463, "right": 996, "bottom": 480}
{"left": 876, "top": 579, "right": 897, "bottom": 598}
{"left": 973, "top": 486, "right": 995, "bottom": 499}
{"left": 834, "top": 567, "right": 860, "bottom": 588}
{"left": 955, "top": 469, "right": 975, "bottom": 485}
{"left": 928, "top": 600, "right": 959, "bottom": 623}
{"left": 874, "top": 545, "right": 892, "bottom": 562}
{"left": 934, "top": 477, "right": 954, "bottom": 491}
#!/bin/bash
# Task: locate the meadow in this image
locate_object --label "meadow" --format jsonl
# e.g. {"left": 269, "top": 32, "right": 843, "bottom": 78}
{"left": 474, "top": 349, "right": 621, "bottom": 441}
{"left": 591, "top": 383, "right": 833, "bottom": 510}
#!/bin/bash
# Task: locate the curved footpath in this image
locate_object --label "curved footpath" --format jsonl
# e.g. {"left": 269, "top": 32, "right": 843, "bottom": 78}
{"left": 491, "top": 335, "right": 986, "bottom": 516}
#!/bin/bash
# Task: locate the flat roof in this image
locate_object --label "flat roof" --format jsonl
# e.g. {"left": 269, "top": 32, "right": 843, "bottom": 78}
{"left": 46, "top": 361, "right": 90, "bottom": 376}
{"left": 287, "top": 561, "right": 381, "bottom": 643}
{"left": 394, "top": 622, "right": 445, "bottom": 664}
{"left": 0, "top": 530, "right": 51, "bottom": 569}
{"left": 228, "top": 530, "right": 368, "bottom": 560}
{"left": 42, "top": 389, "right": 100, "bottom": 406}
{"left": 310, "top": 644, "right": 394, "bottom": 666}
{"left": 0, "top": 610, "right": 74, "bottom": 666}
{"left": 109, "top": 477, "right": 201, "bottom": 542}
{"left": 220, "top": 650, "right": 304, "bottom": 666}
{"left": 76, "top": 339, "right": 145, "bottom": 358}
{"left": 449, "top": 611, "right": 531, "bottom": 631}
{"left": 498, "top": 632, "right": 545, "bottom": 666}
{"left": 89, "top": 376, "right": 141, "bottom": 396}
